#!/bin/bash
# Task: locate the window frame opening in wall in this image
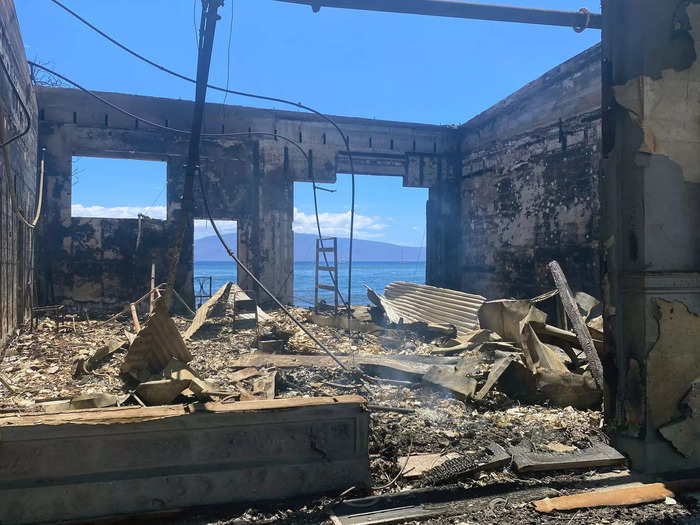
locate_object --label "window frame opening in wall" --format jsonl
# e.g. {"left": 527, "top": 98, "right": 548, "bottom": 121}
{"left": 70, "top": 156, "right": 167, "bottom": 220}
{"left": 292, "top": 173, "right": 428, "bottom": 308}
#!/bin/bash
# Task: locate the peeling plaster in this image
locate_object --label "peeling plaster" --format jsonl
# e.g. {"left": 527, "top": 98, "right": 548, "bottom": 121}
{"left": 647, "top": 299, "right": 700, "bottom": 429}
{"left": 659, "top": 379, "right": 700, "bottom": 459}
{"left": 614, "top": 4, "right": 700, "bottom": 183}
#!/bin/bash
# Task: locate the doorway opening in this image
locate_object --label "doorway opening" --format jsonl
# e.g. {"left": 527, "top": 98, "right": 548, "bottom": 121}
{"left": 193, "top": 219, "right": 237, "bottom": 307}
{"left": 293, "top": 174, "right": 427, "bottom": 307}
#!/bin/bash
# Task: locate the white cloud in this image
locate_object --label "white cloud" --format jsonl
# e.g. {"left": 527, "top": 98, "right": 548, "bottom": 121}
{"left": 71, "top": 204, "right": 166, "bottom": 219}
{"left": 71, "top": 205, "right": 235, "bottom": 240}
{"left": 194, "top": 219, "right": 237, "bottom": 239}
{"left": 71, "top": 205, "right": 387, "bottom": 242}
{"left": 293, "top": 208, "right": 388, "bottom": 239}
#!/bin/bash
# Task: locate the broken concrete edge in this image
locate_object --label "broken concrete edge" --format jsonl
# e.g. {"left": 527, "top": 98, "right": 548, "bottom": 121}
{"left": 0, "top": 394, "right": 369, "bottom": 525}
{"left": 650, "top": 299, "right": 700, "bottom": 461}
{"left": 0, "top": 395, "right": 368, "bottom": 426}
{"left": 658, "top": 378, "right": 700, "bottom": 460}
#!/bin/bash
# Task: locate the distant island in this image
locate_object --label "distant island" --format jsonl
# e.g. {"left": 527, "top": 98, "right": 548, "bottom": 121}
{"left": 194, "top": 232, "right": 426, "bottom": 263}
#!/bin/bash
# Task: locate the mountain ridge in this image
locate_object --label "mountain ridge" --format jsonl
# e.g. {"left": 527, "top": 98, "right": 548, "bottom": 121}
{"left": 194, "top": 232, "right": 426, "bottom": 262}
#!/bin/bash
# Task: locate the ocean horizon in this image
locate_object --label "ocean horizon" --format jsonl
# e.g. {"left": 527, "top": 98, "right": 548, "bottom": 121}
{"left": 194, "top": 260, "right": 426, "bottom": 307}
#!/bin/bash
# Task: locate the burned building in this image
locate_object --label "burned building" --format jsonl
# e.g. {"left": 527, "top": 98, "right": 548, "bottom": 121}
{"left": 1, "top": 0, "right": 700, "bottom": 523}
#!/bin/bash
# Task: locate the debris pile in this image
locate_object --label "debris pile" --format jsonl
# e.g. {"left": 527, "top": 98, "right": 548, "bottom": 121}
{"left": 1, "top": 272, "right": 697, "bottom": 524}
{"left": 367, "top": 263, "right": 605, "bottom": 409}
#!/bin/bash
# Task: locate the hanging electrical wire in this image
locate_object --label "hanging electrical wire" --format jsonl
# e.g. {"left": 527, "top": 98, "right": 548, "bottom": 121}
{"left": 0, "top": 115, "right": 45, "bottom": 229}
{"left": 194, "top": 165, "right": 351, "bottom": 371}
{"left": 29, "top": 59, "right": 349, "bottom": 308}
{"left": 29, "top": 60, "right": 353, "bottom": 370}
{"left": 47, "top": 0, "right": 357, "bottom": 318}
{"left": 0, "top": 55, "right": 44, "bottom": 229}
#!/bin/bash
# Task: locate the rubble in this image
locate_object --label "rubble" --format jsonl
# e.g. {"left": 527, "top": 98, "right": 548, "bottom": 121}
{"left": 510, "top": 441, "right": 626, "bottom": 472}
{"left": 2, "top": 275, "right": 695, "bottom": 524}
{"left": 120, "top": 298, "right": 192, "bottom": 381}
{"left": 397, "top": 452, "right": 462, "bottom": 479}
{"left": 367, "top": 281, "right": 486, "bottom": 336}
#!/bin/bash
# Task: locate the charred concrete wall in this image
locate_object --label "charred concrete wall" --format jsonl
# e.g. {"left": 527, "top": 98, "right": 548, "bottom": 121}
{"left": 602, "top": 0, "right": 700, "bottom": 472}
{"left": 453, "top": 45, "right": 602, "bottom": 300}
{"left": 36, "top": 47, "right": 607, "bottom": 317}
{"left": 0, "top": 3, "right": 38, "bottom": 345}
{"left": 36, "top": 87, "right": 455, "bottom": 313}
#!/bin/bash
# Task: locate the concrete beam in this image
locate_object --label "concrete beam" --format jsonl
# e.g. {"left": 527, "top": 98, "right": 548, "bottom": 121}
{"left": 0, "top": 396, "right": 369, "bottom": 524}
{"left": 37, "top": 87, "right": 457, "bottom": 183}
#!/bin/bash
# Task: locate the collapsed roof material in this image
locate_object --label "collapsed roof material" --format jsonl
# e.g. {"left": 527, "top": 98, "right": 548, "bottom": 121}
{"left": 367, "top": 281, "right": 486, "bottom": 336}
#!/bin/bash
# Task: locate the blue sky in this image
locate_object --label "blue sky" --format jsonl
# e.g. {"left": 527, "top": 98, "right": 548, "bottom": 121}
{"left": 18, "top": 0, "right": 600, "bottom": 246}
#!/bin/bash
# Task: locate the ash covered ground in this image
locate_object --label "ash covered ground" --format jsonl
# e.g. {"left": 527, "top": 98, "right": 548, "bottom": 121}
{"left": 1, "top": 308, "right": 697, "bottom": 524}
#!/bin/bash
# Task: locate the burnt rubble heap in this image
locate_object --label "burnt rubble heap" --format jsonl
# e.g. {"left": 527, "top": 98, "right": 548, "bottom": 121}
{"left": 1, "top": 276, "right": 698, "bottom": 524}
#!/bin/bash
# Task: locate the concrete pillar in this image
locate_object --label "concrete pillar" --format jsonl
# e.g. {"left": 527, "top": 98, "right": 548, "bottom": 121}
{"left": 602, "top": 0, "right": 700, "bottom": 472}
{"left": 36, "top": 126, "right": 73, "bottom": 306}
{"left": 166, "top": 159, "right": 195, "bottom": 309}
{"left": 426, "top": 181, "right": 460, "bottom": 291}
{"left": 238, "top": 141, "right": 294, "bottom": 306}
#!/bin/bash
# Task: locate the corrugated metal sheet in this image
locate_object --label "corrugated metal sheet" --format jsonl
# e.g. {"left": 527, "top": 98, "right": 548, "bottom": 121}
{"left": 121, "top": 300, "right": 192, "bottom": 380}
{"left": 371, "top": 282, "right": 486, "bottom": 336}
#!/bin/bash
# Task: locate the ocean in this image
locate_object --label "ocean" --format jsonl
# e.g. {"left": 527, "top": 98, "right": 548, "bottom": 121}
{"left": 193, "top": 261, "right": 426, "bottom": 307}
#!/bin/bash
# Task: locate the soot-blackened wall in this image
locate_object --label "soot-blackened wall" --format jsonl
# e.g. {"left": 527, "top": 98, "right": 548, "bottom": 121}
{"left": 454, "top": 45, "right": 602, "bottom": 300}
{"left": 36, "top": 87, "right": 454, "bottom": 314}
{"left": 0, "top": 2, "right": 38, "bottom": 345}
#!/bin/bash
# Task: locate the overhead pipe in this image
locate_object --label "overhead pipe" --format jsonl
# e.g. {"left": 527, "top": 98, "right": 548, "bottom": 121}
{"left": 273, "top": 0, "right": 601, "bottom": 30}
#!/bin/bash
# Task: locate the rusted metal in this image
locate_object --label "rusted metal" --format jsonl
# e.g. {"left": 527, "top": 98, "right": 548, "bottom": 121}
{"left": 274, "top": 0, "right": 601, "bottom": 30}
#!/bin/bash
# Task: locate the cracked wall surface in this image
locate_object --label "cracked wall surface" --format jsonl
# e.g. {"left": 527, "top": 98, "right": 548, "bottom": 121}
{"left": 602, "top": 0, "right": 700, "bottom": 472}
{"left": 0, "top": 2, "right": 37, "bottom": 345}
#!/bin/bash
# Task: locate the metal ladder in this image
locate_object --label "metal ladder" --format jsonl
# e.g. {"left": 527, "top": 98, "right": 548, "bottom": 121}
{"left": 314, "top": 237, "right": 339, "bottom": 314}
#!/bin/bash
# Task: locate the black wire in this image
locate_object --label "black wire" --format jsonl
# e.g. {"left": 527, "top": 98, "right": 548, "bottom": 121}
{"left": 192, "top": 0, "right": 199, "bottom": 46}
{"left": 222, "top": 0, "right": 233, "bottom": 110}
{"left": 28, "top": 59, "right": 350, "bottom": 309}
{"left": 0, "top": 56, "right": 31, "bottom": 147}
{"left": 48, "top": 0, "right": 357, "bottom": 317}
{"left": 195, "top": 165, "right": 350, "bottom": 371}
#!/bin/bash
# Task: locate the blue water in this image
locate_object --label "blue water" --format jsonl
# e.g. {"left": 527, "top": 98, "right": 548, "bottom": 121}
{"left": 194, "top": 261, "right": 426, "bottom": 307}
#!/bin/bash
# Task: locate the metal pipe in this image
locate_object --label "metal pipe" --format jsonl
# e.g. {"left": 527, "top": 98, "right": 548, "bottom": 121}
{"left": 273, "top": 0, "right": 601, "bottom": 30}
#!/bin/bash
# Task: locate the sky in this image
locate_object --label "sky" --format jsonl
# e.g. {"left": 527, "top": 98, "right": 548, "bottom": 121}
{"left": 18, "top": 0, "right": 600, "bottom": 246}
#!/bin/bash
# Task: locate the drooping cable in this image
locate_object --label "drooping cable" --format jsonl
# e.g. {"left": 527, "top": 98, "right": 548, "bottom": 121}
{"left": 30, "top": 61, "right": 353, "bottom": 365}
{"left": 0, "top": 105, "right": 45, "bottom": 229}
{"left": 195, "top": 166, "right": 350, "bottom": 371}
{"left": 30, "top": 60, "right": 349, "bottom": 307}
{"left": 0, "top": 55, "right": 31, "bottom": 148}
{"left": 163, "top": 0, "right": 219, "bottom": 308}
{"left": 0, "top": 51, "right": 44, "bottom": 229}
{"left": 47, "top": 0, "right": 357, "bottom": 317}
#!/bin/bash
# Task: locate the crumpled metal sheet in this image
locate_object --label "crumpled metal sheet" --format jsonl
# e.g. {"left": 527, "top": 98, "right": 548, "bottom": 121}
{"left": 367, "top": 282, "right": 486, "bottom": 336}
{"left": 120, "top": 299, "right": 192, "bottom": 381}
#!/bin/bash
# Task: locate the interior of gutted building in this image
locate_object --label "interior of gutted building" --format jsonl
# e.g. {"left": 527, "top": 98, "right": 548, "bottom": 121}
{"left": 0, "top": 1, "right": 699, "bottom": 523}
